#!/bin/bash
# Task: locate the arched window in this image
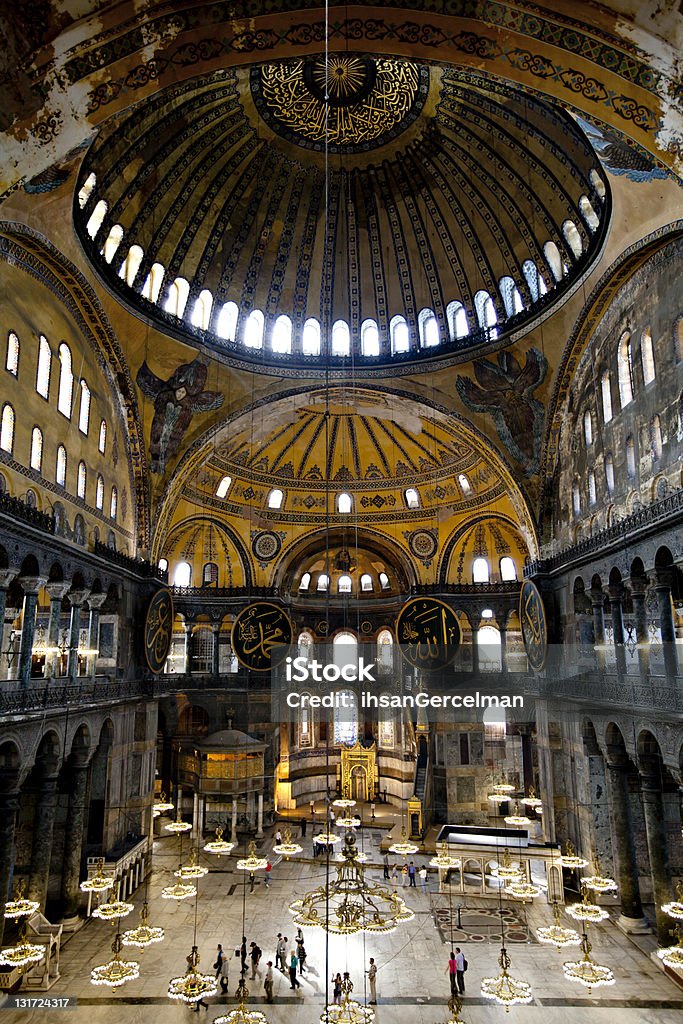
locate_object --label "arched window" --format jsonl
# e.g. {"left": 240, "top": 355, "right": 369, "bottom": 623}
{"left": 338, "top": 574, "right": 352, "bottom": 593}
{"left": 163, "top": 277, "right": 190, "bottom": 318}
{"left": 73, "top": 514, "right": 85, "bottom": 546}
{"left": 243, "top": 309, "right": 264, "bottom": 348}
{"left": 158, "top": 558, "right": 168, "bottom": 573}
{"left": 102, "top": 223, "right": 123, "bottom": 264}
{"left": 174, "top": 561, "right": 192, "bottom": 588}
{"left": 77, "top": 461, "right": 87, "bottom": 499}
{"left": 474, "top": 291, "right": 498, "bottom": 337}
{"left": 562, "top": 220, "right": 583, "bottom": 259}
{"left": 118, "top": 243, "right": 144, "bottom": 286}
{"left": 96, "top": 474, "right": 104, "bottom": 509}
{"left": 543, "top": 240, "right": 564, "bottom": 282}
{"left": 360, "top": 573, "right": 373, "bottom": 592}
{"left": 458, "top": 473, "right": 472, "bottom": 496}
{"left": 337, "top": 492, "right": 352, "bottom": 514}
{"left": 651, "top": 415, "right": 663, "bottom": 460}
{"left": 78, "top": 379, "right": 91, "bottom": 434}
{"left": 98, "top": 419, "right": 107, "bottom": 454}
{"left": 617, "top": 332, "right": 633, "bottom": 407}
{"left": 404, "top": 487, "right": 420, "bottom": 509}
{"left": 572, "top": 481, "right": 581, "bottom": 516}
{"left": 419, "top": 308, "right": 439, "bottom": 348}
{"left": 600, "top": 370, "right": 613, "bottom": 423}
{"left": 215, "top": 475, "right": 232, "bottom": 498}
{"left": 36, "top": 335, "right": 51, "bottom": 398}
{"left": 298, "top": 630, "right": 314, "bottom": 659}
{"left": 30, "top": 427, "right": 43, "bottom": 472}
{"left": 472, "top": 557, "right": 490, "bottom": 584}
{"left": 499, "top": 278, "right": 524, "bottom": 318}
{"left": 499, "top": 557, "right": 517, "bottom": 582}
{"left": 0, "top": 404, "right": 14, "bottom": 453}
{"left": 330, "top": 319, "right": 349, "bottom": 357}
{"left": 641, "top": 328, "right": 655, "bottom": 384}
{"left": 390, "top": 315, "right": 410, "bottom": 354}
{"left": 86, "top": 199, "right": 108, "bottom": 239}
{"left": 6, "top": 332, "right": 19, "bottom": 376}
{"left": 267, "top": 488, "right": 283, "bottom": 509}
{"left": 216, "top": 301, "right": 239, "bottom": 341}
{"left": 590, "top": 169, "right": 606, "bottom": 200}
{"left": 333, "top": 687, "right": 358, "bottom": 745}
{"left": 583, "top": 410, "right": 593, "bottom": 447}
{"left": 377, "top": 628, "right": 393, "bottom": 670}
{"left": 77, "top": 172, "right": 97, "bottom": 209}
{"left": 142, "top": 262, "right": 165, "bottom": 304}
{"left": 58, "top": 343, "right": 73, "bottom": 418}
{"left": 361, "top": 319, "right": 380, "bottom": 357}
{"left": 522, "top": 259, "right": 548, "bottom": 302}
{"left": 579, "top": 195, "right": 599, "bottom": 232}
{"left": 299, "top": 572, "right": 311, "bottom": 591}
{"left": 626, "top": 435, "right": 636, "bottom": 479}
{"left": 588, "top": 471, "right": 597, "bottom": 506}
{"left": 605, "top": 454, "right": 615, "bottom": 495}
{"left": 190, "top": 289, "right": 213, "bottom": 330}
{"left": 446, "top": 301, "right": 469, "bottom": 339}
{"left": 675, "top": 316, "right": 683, "bottom": 363}
{"left": 202, "top": 562, "right": 218, "bottom": 587}
{"left": 379, "top": 571, "right": 390, "bottom": 590}
{"left": 317, "top": 573, "right": 329, "bottom": 592}
{"left": 110, "top": 486, "right": 118, "bottom": 520}
{"left": 271, "top": 315, "right": 292, "bottom": 354}
{"left": 56, "top": 444, "right": 67, "bottom": 487}
{"left": 303, "top": 315, "right": 321, "bottom": 356}
{"left": 25, "top": 489, "right": 37, "bottom": 509}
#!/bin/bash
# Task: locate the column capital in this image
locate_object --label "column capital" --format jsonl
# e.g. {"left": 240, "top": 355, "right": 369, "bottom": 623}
{"left": 608, "top": 582, "right": 624, "bottom": 602}
{"left": 86, "top": 593, "right": 107, "bottom": 610}
{"left": 630, "top": 575, "right": 650, "bottom": 598}
{"left": 46, "top": 581, "right": 70, "bottom": 601}
{"left": 20, "top": 575, "right": 47, "bottom": 595}
{"left": 589, "top": 585, "right": 604, "bottom": 606}
{"left": 68, "top": 588, "right": 90, "bottom": 607}
{"left": 654, "top": 568, "right": 674, "bottom": 590}
{"left": 0, "top": 569, "right": 17, "bottom": 589}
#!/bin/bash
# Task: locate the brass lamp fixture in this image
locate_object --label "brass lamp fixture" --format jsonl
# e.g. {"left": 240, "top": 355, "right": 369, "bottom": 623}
{"left": 388, "top": 826, "right": 418, "bottom": 856}
{"left": 121, "top": 900, "right": 165, "bottom": 948}
{"left": 168, "top": 944, "right": 218, "bottom": 1004}
{"left": 236, "top": 841, "right": 269, "bottom": 872}
{"left": 436, "top": 996, "right": 466, "bottom": 1024}
{"left": 174, "top": 849, "right": 209, "bottom": 880}
{"left": 290, "top": 832, "right": 414, "bottom": 935}
{"left": 80, "top": 863, "right": 114, "bottom": 894}
{"left": 153, "top": 793, "right": 174, "bottom": 814}
{"left": 314, "top": 830, "right": 341, "bottom": 847}
{"left": 275, "top": 828, "right": 303, "bottom": 859}
{"left": 165, "top": 810, "right": 192, "bottom": 834}
{"left": 558, "top": 841, "right": 588, "bottom": 870}
{"left": 430, "top": 841, "right": 461, "bottom": 871}
{"left": 0, "top": 913, "right": 45, "bottom": 970}
{"left": 3, "top": 882, "right": 39, "bottom": 920}
{"left": 336, "top": 815, "right": 361, "bottom": 829}
{"left": 320, "top": 975, "right": 375, "bottom": 1024}
{"left": 656, "top": 925, "right": 683, "bottom": 969}
{"left": 562, "top": 932, "right": 615, "bottom": 990}
{"left": 565, "top": 889, "right": 609, "bottom": 924}
{"left": 333, "top": 798, "right": 356, "bottom": 810}
{"left": 214, "top": 978, "right": 270, "bottom": 1024}
{"left": 536, "top": 902, "right": 581, "bottom": 949}
{"left": 503, "top": 802, "right": 532, "bottom": 827}
{"left": 491, "top": 849, "right": 523, "bottom": 882}
{"left": 480, "top": 945, "right": 532, "bottom": 1012}
{"left": 504, "top": 879, "right": 541, "bottom": 900}
{"left": 662, "top": 882, "right": 683, "bottom": 920}
{"left": 203, "top": 826, "right": 235, "bottom": 857}
{"left": 90, "top": 930, "right": 139, "bottom": 987}
{"left": 582, "top": 858, "right": 618, "bottom": 894}
{"left": 521, "top": 788, "right": 543, "bottom": 810}
{"left": 161, "top": 880, "right": 197, "bottom": 901}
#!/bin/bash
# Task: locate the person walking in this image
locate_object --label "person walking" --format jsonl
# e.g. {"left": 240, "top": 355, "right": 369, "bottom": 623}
{"left": 240, "top": 937, "right": 247, "bottom": 976}
{"left": 455, "top": 947, "right": 466, "bottom": 994}
{"left": 264, "top": 861, "right": 272, "bottom": 888}
{"left": 446, "top": 951, "right": 457, "bottom": 997}
{"left": 366, "top": 958, "right": 377, "bottom": 1004}
{"left": 332, "top": 972, "right": 342, "bottom": 1004}
{"left": 297, "top": 940, "right": 307, "bottom": 975}
{"left": 391, "top": 864, "right": 398, "bottom": 885}
{"left": 219, "top": 956, "right": 230, "bottom": 994}
{"left": 383, "top": 853, "right": 390, "bottom": 880}
{"left": 401, "top": 864, "right": 408, "bottom": 887}
{"left": 301, "top": 817, "right": 307, "bottom": 838}
{"left": 275, "top": 829, "right": 282, "bottom": 846}
{"left": 408, "top": 861, "right": 416, "bottom": 887}
{"left": 289, "top": 950, "right": 301, "bottom": 990}
{"left": 214, "top": 944, "right": 225, "bottom": 979}
{"left": 264, "top": 962, "right": 274, "bottom": 1003}
{"left": 250, "top": 941, "right": 263, "bottom": 981}
{"left": 275, "top": 933, "right": 283, "bottom": 970}
{"left": 277, "top": 935, "right": 288, "bottom": 972}
{"left": 419, "top": 865, "right": 428, "bottom": 893}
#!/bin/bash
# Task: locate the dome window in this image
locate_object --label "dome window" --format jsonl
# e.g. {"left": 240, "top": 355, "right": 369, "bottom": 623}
{"left": 499, "top": 278, "right": 524, "bottom": 318}
{"left": 562, "top": 220, "right": 583, "bottom": 259}
{"left": 190, "top": 289, "right": 213, "bottom": 330}
{"left": 589, "top": 169, "right": 606, "bottom": 200}
{"left": 142, "top": 262, "right": 165, "bottom": 304}
{"left": 159, "top": 558, "right": 168, "bottom": 573}
{"left": 419, "top": 308, "right": 439, "bottom": 348}
{"left": 390, "top": 315, "right": 410, "bottom": 354}
{"left": 163, "top": 276, "right": 190, "bottom": 318}
{"left": 331, "top": 320, "right": 349, "bottom": 357}
{"left": 244, "top": 309, "right": 264, "bottom": 349}
{"left": 458, "top": 473, "right": 472, "bottom": 496}
{"left": 338, "top": 574, "right": 352, "bottom": 593}
{"left": 86, "top": 199, "right": 107, "bottom": 239}
{"left": 522, "top": 260, "right": 547, "bottom": 302}
{"left": 361, "top": 319, "right": 380, "bottom": 357}
{"left": 474, "top": 291, "right": 498, "bottom": 338}
{"left": 543, "top": 241, "right": 564, "bottom": 282}
{"left": 499, "top": 557, "right": 517, "bottom": 582}
{"left": 119, "top": 244, "right": 144, "bottom": 287}
{"left": 303, "top": 317, "right": 322, "bottom": 356}
{"left": 78, "top": 172, "right": 97, "bottom": 209}
{"left": 174, "top": 561, "right": 192, "bottom": 588}
{"left": 404, "top": 487, "right": 420, "bottom": 509}
{"left": 446, "top": 301, "right": 469, "bottom": 340}
{"left": 215, "top": 475, "right": 232, "bottom": 498}
{"left": 102, "top": 224, "right": 123, "bottom": 264}
{"left": 579, "top": 195, "right": 599, "bottom": 232}
{"left": 379, "top": 572, "right": 390, "bottom": 590}
{"left": 58, "top": 343, "right": 73, "bottom": 418}
{"left": 472, "top": 557, "right": 490, "bottom": 584}
{"left": 337, "top": 492, "right": 352, "bottom": 514}
{"left": 216, "top": 301, "right": 239, "bottom": 341}
{"left": 299, "top": 572, "right": 311, "bottom": 591}
{"left": 271, "top": 315, "right": 292, "bottom": 354}
{"left": 360, "top": 573, "right": 373, "bottom": 592}
{"left": 267, "top": 488, "right": 284, "bottom": 510}
{"left": 317, "top": 573, "right": 329, "bottom": 592}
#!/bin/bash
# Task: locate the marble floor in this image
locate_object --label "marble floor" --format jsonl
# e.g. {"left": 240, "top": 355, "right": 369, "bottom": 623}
{"left": 2, "top": 823, "right": 682, "bottom": 1024}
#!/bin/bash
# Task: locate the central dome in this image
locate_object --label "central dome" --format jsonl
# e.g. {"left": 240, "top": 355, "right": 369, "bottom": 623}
{"left": 75, "top": 58, "right": 608, "bottom": 371}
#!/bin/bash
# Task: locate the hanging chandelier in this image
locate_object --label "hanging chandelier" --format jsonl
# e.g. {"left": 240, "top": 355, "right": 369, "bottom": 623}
{"left": 558, "top": 841, "right": 588, "bottom": 869}
{"left": 92, "top": 898, "right": 135, "bottom": 921}
{"left": 491, "top": 850, "right": 523, "bottom": 882}
{"left": 161, "top": 881, "right": 197, "bottom": 901}
{"left": 121, "top": 900, "right": 165, "bottom": 948}
{"left": 90, "top": 932, "right": 139, "bottom": 987}
{"left": 388, "top": 827, "right": 418, "bottom": 856}
{"left": 3, "top": 883, "right": 39, "bottom": 920}
{"left": 236, "top": 841, "right": 269, "bottom": 872}
{"left": 204, "top": 826, "right": 235, "bottom": 857}
{"left": 315, "top": 830, "right": 341, "bottom": 847}
{"left": 320, "top": 976, "right": 375, "bottom": 1024}
{"left": 521, "top": 788, "right": 543, "bottom": 810}
{"left": 290, "top": 832, "right": 414, "bottom": 935}
{"left": 565, "top": 890, "right": 609, "bottom": 923}
{"left": 582, "top": 858, "right": 618, "bottom": 894}
{"left": 562, "top": 933, "right": 615, "bottom": 990}
{"left": 436, "top": 996, "right": 466, "bottom": 1024}
{"left": 333, "top": 799, "right": 356, "bottom": 810}
{"left": 656, "top": 926, "right": 683, "bottom": 968}
{"left": 504, "top": 879, "right": 541, "bottom": 900}
{"left": 153, "top": 793, "right": 174, "bottom": 814}
{"left": 0, "top": 913, "right": 45, "bottom": 970}
{"left": 503, "top": 803, "right": 532, "bottom": 827}
{"left": 275, "top": 828, "right": 303, "bottom": 859}
{"left": 480, "top": 946, "right": 533, "bottom": 1011}
{"left": 662, "top": 883, "right": 683, "bottom": 919}
{"left": 430, "top": 842, "right": 461, "bottom": 870}
{"left": 336, "top": 815, "right": 361, "bottom": 829}
{"left": 214, "top": 979, "right": 270, "bottom": 1024}
{"left": 80, "top": 863, "right": 114, "bottom": 894}
{"left": 175, "top": 850, "right": 209, "bottom": 880}
{"left": 165, "top": 812, "right": 192, "bottom": 834}
{"left": 536, "top": 902, "right": 581, "bottom": 949}
{"left": 168, "top": 945, "right": 218, "bottom": 1004}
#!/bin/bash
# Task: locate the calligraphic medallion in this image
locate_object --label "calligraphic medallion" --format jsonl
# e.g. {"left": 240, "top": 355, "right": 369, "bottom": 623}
{"left": 395, "top": 598, "right": 461, "bottom": 671}
{"left": 231, "top": 602, "right": 293, "bottom": 673}
{"left": 144, "top": 588, "right": 173, "bottom": 674}
{"left": 519, "top": 579, "right": 547, "bottom": 672}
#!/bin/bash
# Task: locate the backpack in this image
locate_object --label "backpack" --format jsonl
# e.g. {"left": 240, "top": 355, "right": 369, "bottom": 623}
{"left": 462, "top": 958, "right": 468, "bottom": 972}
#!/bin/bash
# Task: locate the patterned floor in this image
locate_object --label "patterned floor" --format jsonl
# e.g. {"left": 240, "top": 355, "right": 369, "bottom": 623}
{"left": 432, "top": 904, "right": 534, "bottom": 944}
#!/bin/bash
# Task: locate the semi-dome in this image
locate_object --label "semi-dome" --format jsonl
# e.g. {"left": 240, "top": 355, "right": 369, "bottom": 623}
{"left": 75, "top": 56, "right": 608, "bottom": 370}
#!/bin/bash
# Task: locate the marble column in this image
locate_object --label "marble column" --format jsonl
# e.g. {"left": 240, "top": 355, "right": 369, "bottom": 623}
{"left": 44, "top": 582, "right": 69, "bottom": 680}
{"left": 256, "top": 793, "right": 264, "bottom": 838}
{"left": 184, "top": 622, "right": 193, "bottom": 675}
{"left": 66, "top": 589, "right": 90, "bottom": 681}
{"left": 654, "top": 570, "right": 679, "bottom": 679}
{"left": 230, "top": 798, "right": 238, "bottom": 844}
{"left": 498, "top": 623, "right": 508, "bottom": 674}
{"left": 18, "top": 576, "right": 46, "bottom": 686}
{"left": 0, "top": 570, "right": 17, "bottom": 654}
{"left": 212, "top": 623, "right": 220, "bottom": 677}
{"left": 0, "top": 789, "right": 20, "bottom": 944}
{"left": 27, "top": 770, "right": 60, "bottom": 907}
{"left": 639, "top": 758, "right": 673, "bottom": 944}
{"left": 604, "top": 752, "right": 645, "bottom": 928}
{"left": 589, "top": 585, "right": 606, "bottom": 671}
{"left": 60, "top": 759, "right": 90, "bottom": 926}
{"left": 86, "top": 594, "right": 107, "bottom": 678}
{"left": 608, "top": 583, "right": 627, "bottom": 679}
{"left": 470, "top": 624, "right": 480, "bottom": 674}
{"left": 630, "top": 576, "right": 651, "bottom": 679}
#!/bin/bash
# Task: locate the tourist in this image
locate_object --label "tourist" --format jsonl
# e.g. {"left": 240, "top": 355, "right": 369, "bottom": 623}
{"left": 408, "top": 861, "right": 416, "bottom": 887}
{"left": 240, "top": 937, "right": 247, "bottom": 975}
{"left": 383, "top": 853, "right": 390, "bottom": 880}
{"left": 264, "top": 860, "right": 272, "bottom": 888}
{"left": 419, "top": 865, "right": 428, "bottom": 893}
{"left": 264, "top": 962, "right": 274, "bottom": 1003}
{"left": 332, "top": 972, "right": 342, "bottom": 1004}
{"left": 219, "top": 956, "right": 230, "bottom": 994}
{"left": 366, "top": 958, "right": 377, "bottom": 1004}
{"left": 446, "top": 951, "right": 457, "bottom": 997}
{"left": 391, "top": 864, "right": 398, "bottom": 885}
{"left": 249, "top": 941, "right": 263, "bottom": 980}
{"left": 275, "top": 933, "right": 283, "bottom": 970}
{"left": 301, "top": 817, "right": 307, "bottom": 837}
{"left": 277, "top": 935, "right": 288, "bottom": 972}
{"left": 275, "top": 829, "right": 282, "bottom": 845}
{"left": 455, "top": 947, "right": 466, "bottom": 994}
{"left": 289, "top": 950, "right": 301, "bottom": 990}
{"left": 214, "top": 944, "right": 225, "bottom": 978}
